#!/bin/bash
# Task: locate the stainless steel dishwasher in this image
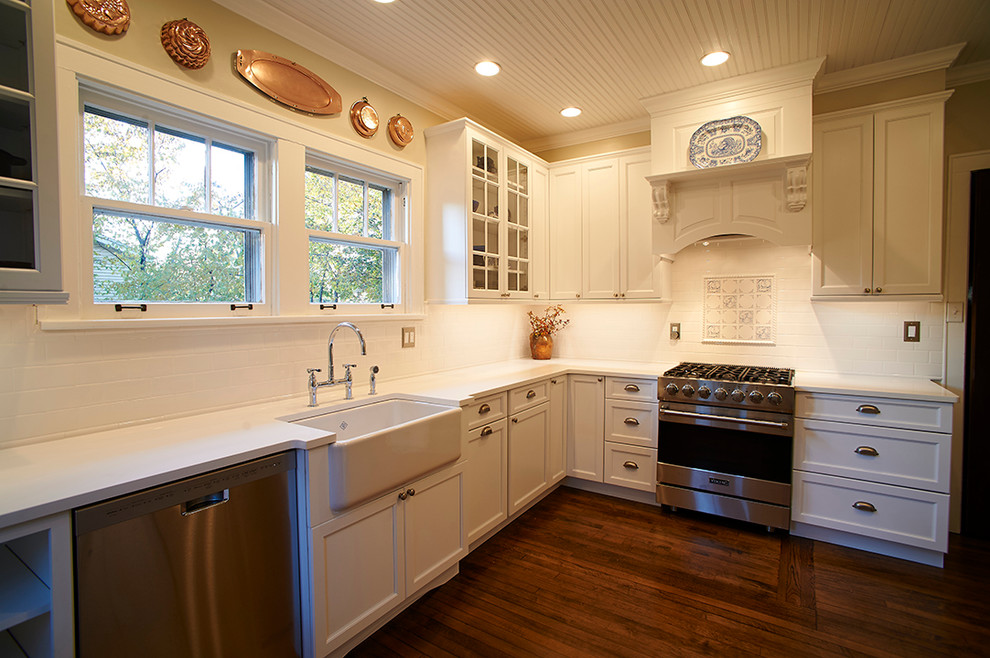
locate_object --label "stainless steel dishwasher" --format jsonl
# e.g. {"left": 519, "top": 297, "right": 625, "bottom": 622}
{"left": 74, "top": 451, "right": 302, "bottom": 658}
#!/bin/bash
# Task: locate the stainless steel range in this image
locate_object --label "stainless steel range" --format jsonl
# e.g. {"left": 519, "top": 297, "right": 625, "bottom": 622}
{"left": 657, "top": 362, "right": 795, "bottom": 530}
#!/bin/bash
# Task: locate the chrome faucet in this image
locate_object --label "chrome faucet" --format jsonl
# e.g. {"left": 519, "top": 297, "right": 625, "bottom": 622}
{"left": 307, "top": 322, "right": 367, "bottom": 406}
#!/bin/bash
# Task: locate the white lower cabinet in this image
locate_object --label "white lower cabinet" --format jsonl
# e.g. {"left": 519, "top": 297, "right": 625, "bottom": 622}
{"left": 464, "top": 419, "right": 508, "bottom": 544}
{"left": 508, "top": 402, "right": 551, "bottom": 515}
{"left": 604, "top": 443, "right": 657, "bottom": 492}
{"left": 548, "top": 377, "right": 567, "bottom": 484}
{"left": 311, "top": 464, "right": 465, "bottom": 657}
{"left": 567, "top": 375, "right": 605, "bottom": 481}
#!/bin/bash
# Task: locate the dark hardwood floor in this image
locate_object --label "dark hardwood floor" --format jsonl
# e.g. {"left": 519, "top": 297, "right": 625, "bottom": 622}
{"left": 350, "top": 487, "right": 990, "bottom": 657}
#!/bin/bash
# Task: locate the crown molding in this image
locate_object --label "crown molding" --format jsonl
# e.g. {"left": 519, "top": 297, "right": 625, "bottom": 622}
{"left": 521, "top": 116, "right": 651, "bottom": 153}
{"left": 639, "top": 57, "right": 826, "bottom": 118}
{"left": 212, "top": 0, "right": 467, "bottom": 123}
{"left": 947, "top": 59, "right": 990, "bottom": 87}
{"left": 815, "top": 43, "right": 965, "bottom": 94}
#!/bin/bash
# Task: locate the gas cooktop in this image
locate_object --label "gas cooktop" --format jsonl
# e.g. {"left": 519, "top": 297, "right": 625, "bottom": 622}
{"left": 662, "top": 362, "right": 794, "bottom": 386}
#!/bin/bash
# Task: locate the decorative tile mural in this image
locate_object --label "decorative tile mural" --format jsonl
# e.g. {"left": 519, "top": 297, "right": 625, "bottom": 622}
{"left": 702, "top": 274, "right": 776, "bottom": 345}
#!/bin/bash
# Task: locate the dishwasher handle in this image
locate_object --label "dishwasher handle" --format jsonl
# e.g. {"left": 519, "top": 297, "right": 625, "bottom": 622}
{"left": 181, "top": 489, "right": 230, "bottom": 516}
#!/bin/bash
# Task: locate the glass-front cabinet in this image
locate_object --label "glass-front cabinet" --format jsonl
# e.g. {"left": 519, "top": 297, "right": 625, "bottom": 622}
{"left": 426, "top": 119, "right": 546, "bottom": 303}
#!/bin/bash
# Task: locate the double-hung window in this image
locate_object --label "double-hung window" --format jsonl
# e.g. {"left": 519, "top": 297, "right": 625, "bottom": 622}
{"left": 81, "top": 89, "right": 271, "bottom": 316}
{"left": 305, "top": 156, "right": 404, "bottom": 309}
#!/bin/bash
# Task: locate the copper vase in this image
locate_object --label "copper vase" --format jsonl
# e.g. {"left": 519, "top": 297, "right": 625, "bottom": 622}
{"left": 529, "top": 333, "right": 553, "bottom": 360}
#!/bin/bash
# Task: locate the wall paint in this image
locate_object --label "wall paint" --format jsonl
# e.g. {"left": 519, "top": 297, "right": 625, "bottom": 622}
{"left": 536, "top": 131, "right": 652, "bottom": 163}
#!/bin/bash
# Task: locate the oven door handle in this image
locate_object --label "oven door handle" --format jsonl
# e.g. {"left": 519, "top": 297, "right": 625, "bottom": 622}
{"left": 659, "top": 407, "right": 790, "bottom": 430}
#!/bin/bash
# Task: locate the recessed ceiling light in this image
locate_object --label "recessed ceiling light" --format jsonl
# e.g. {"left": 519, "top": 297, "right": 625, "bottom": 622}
{"left": 560, "top": 107, "right": 582, "bottom": 118}
{"left": 701, "top": 51, "right": 730, "bottom": 67}
{"left": 373, "top": 0, "right": 395, "bottom": 4}
{"left": 475, "top": 61, "right": 501, "bottom": 77}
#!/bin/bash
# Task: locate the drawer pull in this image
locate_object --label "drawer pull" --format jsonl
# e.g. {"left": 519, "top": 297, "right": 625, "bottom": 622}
{"left": 854, "top": 446, "right": 879, "bottom": 457}
{"left": 852, "top": 501, "right": 877, "bottom": 513}
{"left": 856, "top": 404, "right": 881, "bottom": 415}
{"left": 478, "top": 403, "right": 491, "bottom": 414}
{"left": 624, "top": 384, "right": 640, "bottom": 392}
{"left": 526, "top": 390, "right": 536, "bottom": 399}
{"left": 480, "top": 426, "right": 493, "bottom": 436}
{"left": 622, "top": 460, "right": 639, "bottom": 470}
{"left": 623, "top": 417, "right": 640, "bottom": 426}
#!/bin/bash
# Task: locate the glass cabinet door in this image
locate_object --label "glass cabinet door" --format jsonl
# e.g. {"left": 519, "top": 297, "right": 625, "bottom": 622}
{"left": 471, "top": 139, "right": 501, "bottom": 294}
{"left": 505, "top": 156, "right": 530, "bottom": 294}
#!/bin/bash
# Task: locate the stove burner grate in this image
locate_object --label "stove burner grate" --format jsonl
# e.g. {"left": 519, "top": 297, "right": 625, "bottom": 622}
{"left": 663, "top": 362, "right": 794, "bottom": 386}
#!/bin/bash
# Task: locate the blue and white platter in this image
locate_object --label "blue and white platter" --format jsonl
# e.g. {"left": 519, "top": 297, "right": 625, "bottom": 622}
{"left": 688, "top": 116, "right": 762, "bottom": 169}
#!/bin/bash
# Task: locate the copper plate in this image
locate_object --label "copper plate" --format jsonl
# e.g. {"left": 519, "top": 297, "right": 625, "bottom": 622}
{"left": 161, "top": 19, "right": 211, "bottom": 70}
{"left": 235, "top": 49, "right": 342, "bottom": 115}
{"left": 350, "top": 98, "right": 379, "bottom": 138}
{"left": 66, "top": 0, "right": 130, "bottom": 35}
{"left": 387, "top": 114, "right": 414, "bottom": 147}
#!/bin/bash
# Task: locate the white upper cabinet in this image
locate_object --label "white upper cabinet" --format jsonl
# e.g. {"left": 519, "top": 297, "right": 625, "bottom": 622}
{"left": 812, "top": 92, "right": 950, "bottom": 298}
{"left": 549, "top": 148, "right": 668, "bottom": 301}
{"left": 425, "top": 119, "right": 548, "bottom": 303}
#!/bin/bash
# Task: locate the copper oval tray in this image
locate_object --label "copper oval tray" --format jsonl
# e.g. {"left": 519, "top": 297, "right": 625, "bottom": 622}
{"left": 235, "top": 49, "right": 341, "bottom": 115}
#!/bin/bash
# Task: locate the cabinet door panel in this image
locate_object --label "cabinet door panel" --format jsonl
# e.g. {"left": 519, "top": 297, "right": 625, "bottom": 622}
{"left": 548, "top": 377, "right": 567, "bottom": 484}
{"left": 582, "top": 159, "right": 620, "bottom": 299}
{"left": 567, "top": 375, "right": 605, "bottom": 481}
{"left": 404, "top": 466, "right": 465, "bottom": 595}
{"left": 620, "top": 154, "right": 660, "bottom": 298}
{"left": 549, "top": 165, "right": 583, "bottom": 299}
{"left": 812, "top": 114, "right": 874, "bottom": 295}
{"left": 873, "top": 102, "right": 944, "bottom": 295}
{"left": 464, "top": 420, "right": 507, "bottom": 543}
{"left": 508, "top": 403, "right": 550, "bottom": 515}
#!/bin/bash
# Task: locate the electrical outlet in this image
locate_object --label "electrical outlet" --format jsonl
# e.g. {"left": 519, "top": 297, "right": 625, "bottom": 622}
{"left": 903, "top": 321, "right": 921, "bottom": 343}
{"left": 670, "top": 323, "right": 681, "bottom": 340}
{"left": 401, "top": 327, "right": 416, "bottom": 348}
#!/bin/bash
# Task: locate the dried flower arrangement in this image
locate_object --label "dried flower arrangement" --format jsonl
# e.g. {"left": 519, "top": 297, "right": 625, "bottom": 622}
{"left": 528, "top": 304, "right": 569, "bottom": 338}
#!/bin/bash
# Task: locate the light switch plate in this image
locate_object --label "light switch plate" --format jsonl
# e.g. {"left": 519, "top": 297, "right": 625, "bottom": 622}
{"left": 903, "top": 321, "right": 921, "bottom": 343}
{"left": 401, "top": 327, "right": 416, "bottom": 348}
{"left": 670, "top": 323, "right": 681, "bottom": 340}
{"left": 946, "top": 302, "right": 964, "bottom": 323}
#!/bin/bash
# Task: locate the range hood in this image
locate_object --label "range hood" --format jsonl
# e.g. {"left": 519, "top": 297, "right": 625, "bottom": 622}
{"left": 640, "top": 58, "right": 825, "bottom": 254}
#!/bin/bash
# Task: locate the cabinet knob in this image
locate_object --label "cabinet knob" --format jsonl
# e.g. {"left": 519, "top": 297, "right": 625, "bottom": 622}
{"left": 526, "top": 390, "right": 536, "bottom": 399}
{"left": 407, "top": 488, "right": 416, "bottom": 497}
{"left": 551, "top": 379, "right": 557, "bottom": 384}
{"left": 512, "top": 417, "right": 518, "bottom": 423}
{"left": 398, "top": 491, "right": 408, "bottom": 501}
{"left": 623, "top": 417, "right": 640, "bottom": 426}
{"left": 576, "top": 294, "right": 581, "bottom": 298}
{"left": 852, "top": 501, "right": 877, "bottom": 513}
{"left": 856, "top": 404, "right": 881, "bottom": 415}
{"left": 480, "top": 426, "right": 493, "bottom": 436}
{"left": 622, "top": 460, "right": 639, "bottom": 470}
{"left": 875, "top": 287, "right": 883, "bottom": 293}
{"left": 613, "top": 293, "right": 619, "bottom": 298}
{"left": 854, "top": 446, "right": 879, "bottom": 457}
{"left": 620, "top": 293, "right": 625, "bottom": 298}
{"left": 597, "top": 377, "right": 603, "bottom": 382}
{"left": 864, "top": 288, "right": 872, "bottom": 293}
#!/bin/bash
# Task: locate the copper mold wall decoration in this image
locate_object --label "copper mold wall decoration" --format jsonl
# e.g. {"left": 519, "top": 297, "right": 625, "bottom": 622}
{"left": 387, "top": 114, "right": 414, "bottom": 147}
{"left": 350, "top": 98, "right": 379, "bottom": 138}
{"left": 66, "top": 0, "right": 131, "bottom": 35}
{"left": 235, "top": 50, "right": 342, "bottom": 115}
{"left": 161, "top": 19, "right": 211, "bottom": 70}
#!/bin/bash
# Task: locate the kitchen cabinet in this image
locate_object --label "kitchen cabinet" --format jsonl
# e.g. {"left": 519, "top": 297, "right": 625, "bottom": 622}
{"left": 310, "top": 464, "right": 465, "bottom": 656}
{"left": 567, "top": 374, "right": 605, "bottom": 481}
{"left": 425, "top": 118, "right": 549, "bottom": 302}
{"left": 812, "top": 93, "right": 950, "bottom": 298}
{"left": 507, "top": 381, "right": 551, "bottom": 515}
{"left": 791, "top": 391, "right": 952, "bottom": 566}
{"left": 0, "top": 514, "right": 73, "bottom": 658}
{"left": 549, "top": 148, "right": 667, "bottom": 300}
{"left": 463, "top": 391, "right": 509, "bottom": 545}
{"left": 603, "top": 376, "right": 659, "bottom": 492}
{"left": 548, "top": 377, "right": 567, "bottom": 484}
{"left": 0, "top": 0, "right": 64, "bottom": 303}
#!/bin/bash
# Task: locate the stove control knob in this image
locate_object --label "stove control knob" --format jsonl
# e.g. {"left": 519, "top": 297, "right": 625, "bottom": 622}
{"left": 714, "top": 387, "right": 728, "bottom": 401}
{"left": 664, "top": 383, "right": 679, "bottom": 396}
{"left": 697, "top": 386, "right": 711, "bottom": 399}
{"left": 730, "top": 389, "right": 745, "bottom": 402}
{"left": 767, "top": 391, "right": 783, "bottom": 406}
{"left": 681, "top": 384, "right": 695, "bottom": 397}
{"left": 749, "top": 390, "right": 765, "bottom": 404}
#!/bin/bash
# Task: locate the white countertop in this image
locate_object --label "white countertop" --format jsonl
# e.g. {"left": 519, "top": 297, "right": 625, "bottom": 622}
{"left": 0, "top": 358, "right": 956, "bottom": 529}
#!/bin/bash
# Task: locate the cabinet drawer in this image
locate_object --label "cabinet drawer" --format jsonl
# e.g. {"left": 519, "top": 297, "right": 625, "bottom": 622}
{"left": 465, "top": 393, "right": 506, "bottom": 430}
{"left": 605, "top": 399, "right": 658, "bottom": 448}
{"left": 796, "top": 392, "right": 952, "bottom": 433}
{"left": 605, "top": 376, "right": 658, "bottom": 402}
{"left": 508, "top": 380, "right": 550, "bottom": 415}
{"left": 604, "top": 443, "right": 657, "bottom": 492}
{"left": 792, "top": 471, "right": 948, "bottom": 552}
{"left": 795, "top": 419, "right": 950, "bottom": 493}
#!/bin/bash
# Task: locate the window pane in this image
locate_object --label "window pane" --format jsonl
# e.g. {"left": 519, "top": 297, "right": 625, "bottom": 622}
{"left": 305, "top": 166, "right": 335, "bottom": 231}
{"left": 93, "top": 209, "right": 259, "bottom": 303}
{"left": 211, "top": 142, "right": 253, "bottom": 219}
{"left": 0, "top": 96, "right": 33, "bottom": 181}
{"left": 309, "top": 239, "right": 396, "bottom": 304}
{"left": 368, "top": 184, "right": 389, "bottom": 240}
{"left": 0, "top": 4, "right": 30, "bottom": 92}
{"left": 0, "top": 186, "right": 35, "bottom": 269}
{"left": 337, "top": 177, "right": 365, "bottom": 236}
{"left": 154, "top": 126, "right": 206, "bottom": 212}
{"left": 84, "top": 108, "right": 150, "bottom": 204}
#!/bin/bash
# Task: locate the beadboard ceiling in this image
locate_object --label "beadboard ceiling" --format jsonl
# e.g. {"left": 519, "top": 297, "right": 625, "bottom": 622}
{"left": 216, "top": 0, "right": 990, "bottom": 151}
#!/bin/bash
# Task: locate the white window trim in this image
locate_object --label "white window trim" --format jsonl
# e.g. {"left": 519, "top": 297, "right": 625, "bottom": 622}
{"left": 41, "top": 37, "right": 425, "bottom": 329}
